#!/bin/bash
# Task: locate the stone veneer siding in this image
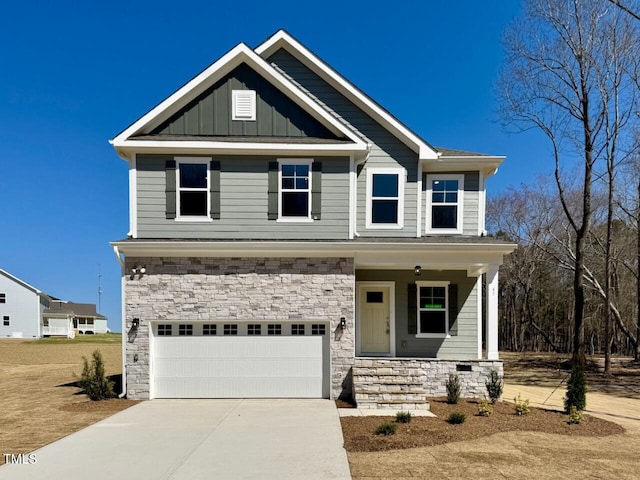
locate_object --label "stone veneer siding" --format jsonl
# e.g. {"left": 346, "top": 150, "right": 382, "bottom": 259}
{"left": 353, "top": 358, "right": 503, "bottom": 405}
{"left": 124, "top": 257, "right": 355, "bottom": 400}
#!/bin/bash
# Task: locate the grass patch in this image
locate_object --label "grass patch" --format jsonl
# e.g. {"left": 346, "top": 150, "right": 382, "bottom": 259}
{"left": 29, "top": 333, "right": 121, "bottom": 345}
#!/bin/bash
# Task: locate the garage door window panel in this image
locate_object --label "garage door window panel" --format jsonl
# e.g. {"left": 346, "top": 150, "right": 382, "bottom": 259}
{"left": 224, "top": 324, "right": 238, "bottom": 335}
{"left": 158, "top": 324, "right": 172, "bottom": 336}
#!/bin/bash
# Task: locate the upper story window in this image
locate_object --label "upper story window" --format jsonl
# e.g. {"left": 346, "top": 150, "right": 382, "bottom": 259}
{"left": 416, "top": 281, "right": 450, "bottom": 337}
{"left": 366, "top": 168, "right": 405, "bottom": 229}
{"left": 0, "top": 293, "right": 5, "bottom": 303}
{"left": 278, "top": 159, "right": 312, "bottom": 221}
{"left": 232, "top": 90, "right": 256, "bottom": 121}
{"left": 177, "top": 158, "right": 210, "bottom": 219}
{"left": 425, "top": 174, "right": 464, "bottom": 234}
{"left": 3, "top": 316, "right": 9, "bottom": 326}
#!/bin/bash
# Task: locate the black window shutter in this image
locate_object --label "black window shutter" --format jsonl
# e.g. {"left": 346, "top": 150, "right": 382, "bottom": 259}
{"left": 267, "top": 161, "right": 278, "bottom": 220}
{"left": 408, "top": 283, "right": 417, "bottom": 335}
{"left": 448, "top": 284, "right": 458, "bottom": 336}
{"left": 210, "top": 160, "right": 221, "bottom": 220}
{"left": 311, "top": 161, "right": 322, "bottom": 219}
{"left": 165, "top": 159, "right": 176, "bottom": 219}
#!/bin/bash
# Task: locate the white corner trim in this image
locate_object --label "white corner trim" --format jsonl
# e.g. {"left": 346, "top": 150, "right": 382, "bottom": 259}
{"left": 476, "top": 274, "right": 483, "bottom": 359}
{"left": 348, "top": 154, "right": 355, "bottom": 239}
{"left": 365, "top": 167, "right": 405, "bottom": 230}
{"left": 255, "top": 30, "right": 439, "bottom": 160}
{"left": 129, "top": 154, "right": 137, "bottom": 238}
{"left": 478, "top": 171, "right": 487, "bottom": 236}
{"left": 416, "top": 164, "right": 423, "bottom": 238}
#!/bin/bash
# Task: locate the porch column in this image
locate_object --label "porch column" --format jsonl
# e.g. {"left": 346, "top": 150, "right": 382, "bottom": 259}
{"left": 486, "top": 265, "right": 499, "bottom": 360}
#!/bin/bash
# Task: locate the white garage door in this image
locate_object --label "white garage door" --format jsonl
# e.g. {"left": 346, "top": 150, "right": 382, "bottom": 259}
{"left": 151, "top": 322, "right": 329, "bottom": 399}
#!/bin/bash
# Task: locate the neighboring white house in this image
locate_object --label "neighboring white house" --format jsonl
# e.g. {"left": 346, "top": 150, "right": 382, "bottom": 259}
{"left": 0, "top": 268, "right": 51, "bottom": 338}
{"left": 0, "top": 268, "right": 107, "bottom": 338}
{"left": 43, "top": 300, "right": 108, "bottom": 336}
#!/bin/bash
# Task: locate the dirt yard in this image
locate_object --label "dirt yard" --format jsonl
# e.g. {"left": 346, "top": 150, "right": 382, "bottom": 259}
{"left": 0, "top": 338, "right": 137, "bottom": 463}
{"left": 346, "top": 354, "right": 640, "bottom": 480}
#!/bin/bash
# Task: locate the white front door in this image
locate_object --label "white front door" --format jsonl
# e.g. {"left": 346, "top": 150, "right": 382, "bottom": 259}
{"left": 360, "top": 286, "right": 391, "bottom": 354}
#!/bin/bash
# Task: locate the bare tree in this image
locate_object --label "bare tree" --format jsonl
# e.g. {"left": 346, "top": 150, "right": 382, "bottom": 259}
{"left": 499, "top": 0, "right": 639, "bottom": 408}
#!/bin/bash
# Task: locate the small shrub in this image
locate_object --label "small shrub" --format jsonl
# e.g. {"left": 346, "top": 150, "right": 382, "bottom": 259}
{"left": 395, "top": 411, "right": 412, "bottom": 424}
{"left": 75, "top": 349, "right": 115, "bottom": 401}
{"left": 477, "top": 398, "right": 493, "bottom": 417}
{"left": 567, "top": 406, "right": 584, "bottom": 425}
{"left": 513, "top": 393, "right": 530, "bottom": 416}
{"left": 446, "top": 373, "right": 461, "bottom": 404}
{"left": 375, "top": 422, "right": 397, "bottom": 436}
{"left": 447, "top": 412, "right": 466, "bottom": 424}
{"left": 485, "top": 369, "right": 503, "bottom": 404}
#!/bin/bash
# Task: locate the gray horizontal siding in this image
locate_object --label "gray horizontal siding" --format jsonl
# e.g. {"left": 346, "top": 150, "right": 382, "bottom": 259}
{"left": 136, "top": 154, "right": 349, "bottom": 239}
{"left": 356, "top": 269, "right": 479, "bottom": 359}
{"left": 268, "top": 49, "right": 419, "bottom": 237}
{"left": 153, "top": 63, "right": 339, "bottom": 139}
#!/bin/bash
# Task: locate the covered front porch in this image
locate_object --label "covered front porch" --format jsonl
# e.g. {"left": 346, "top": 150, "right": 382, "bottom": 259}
{"left": 351, "top": 240, "right": 510, "bottom": 408}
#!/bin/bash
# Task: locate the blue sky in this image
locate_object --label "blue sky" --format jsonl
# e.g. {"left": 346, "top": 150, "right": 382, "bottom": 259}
{"left": 0, "top": 1, "right": 549, "bottom": 332}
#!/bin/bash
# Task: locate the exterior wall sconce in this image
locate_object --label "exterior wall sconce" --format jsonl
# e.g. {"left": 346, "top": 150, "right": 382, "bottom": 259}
{"left": 131, "top": 318, "right": 140, "bottom": 328}
{"left": 130, "top": 265, "right": 147, "bottom": 280}
{"left": 414, "top": 265, "right": 422, "bottom": 276}
{"left": 340, "top": 317, "right": 346, "bottom": 329}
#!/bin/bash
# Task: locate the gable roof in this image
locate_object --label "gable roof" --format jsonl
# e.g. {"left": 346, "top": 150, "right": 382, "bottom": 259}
{"left": 255, "top": 30, "right": 440, "bottom": 161}
{"left": 110, "top": 43, "right": 369, "bottom": 159}
{"left": 44, "top": 301, "right": 106, "bottom": 319}
{"left": 0, "top": 268, "right": 50, "bottom": 300}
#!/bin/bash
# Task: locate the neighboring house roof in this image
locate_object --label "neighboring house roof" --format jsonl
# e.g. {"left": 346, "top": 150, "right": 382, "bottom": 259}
{"left": 44, "top": 301, "right": 106, "bottom": 320}
{"left": 0, "top": 268, "right": 51, "bottom": 301}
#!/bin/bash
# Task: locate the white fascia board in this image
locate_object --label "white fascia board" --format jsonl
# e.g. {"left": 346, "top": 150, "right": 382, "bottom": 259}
{"left": 112, "top": 140, "right": 366, "bottom": 157}
{"left": 110, "top": 240, "right": 517, "bottom": 268}
{"left": 425, "top": 155, "right": 505, "bottom": 175}
{"left": 110, "top": 43, "right": 366, "bottom": 152}
{"left": 0, "top": 268, "right": 42, "bottom": 296}
{"left": 256, "top": 31, "right": 439, "bottom": 160}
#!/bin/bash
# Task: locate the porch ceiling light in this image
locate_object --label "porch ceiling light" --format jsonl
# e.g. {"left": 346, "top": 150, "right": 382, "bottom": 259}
{"left": 414, "top": 265, "right": 422, "bottom": 276}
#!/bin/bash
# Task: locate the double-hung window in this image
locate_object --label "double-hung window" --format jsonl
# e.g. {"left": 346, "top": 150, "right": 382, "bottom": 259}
{"left": 176, "top": 158, "right": 210, "bottom": 219}
{"left": 0, "top": 293, "right": 5, "bottom": 303}
{"left": 278, "top": 159, "right": 312, "bottom": 220}
{"left": 416, "top": 281, "right": 449, "bottom": 337}
{"left": 366, "top": 168, "right": 404, "bottom": 229}
{"left": 425, "top": 174, "right": 464, "bottom": 234}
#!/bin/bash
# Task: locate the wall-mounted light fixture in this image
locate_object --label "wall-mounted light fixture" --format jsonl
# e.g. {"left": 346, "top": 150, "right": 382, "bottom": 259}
{"left": 130, "top": 265, "right": 147, "bottom": 280}
{"left": 414, "top": 265, "right": 422, "bottom": 276}
{"left": 131, "top": 318, "right": 140, "bottom": 328}
{"left": 340, "top": 317, "right": 346, "bottom": 329}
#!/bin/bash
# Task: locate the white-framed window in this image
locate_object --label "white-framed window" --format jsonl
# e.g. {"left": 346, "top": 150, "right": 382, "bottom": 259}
{"left": 267, "top": 324, "right": 282, "bottom": 335}
{"left": 232, "top": 90, "right": 256, "bottom": 121}
{"left": 416, "top": 281, "right": 450, "bottom": 337}
{"left": 178, "top": 324, "right": 193, "bottom": 336}
{"left": 203, "top": 324, "right": 216, "bottom": 336}
{"left": 176, "top": 157, "right": 211, "bottom": 220}
{"left": 278, "top": 159, "right": 313, "bottom": 221}
{"left": 248, "top": 324, "right": 262, "bottom": 335}
{"left": 223, "top": 324, "right": 238, "bottom": 336}
{"left": 311, "top": 324, "right": 326, "bottom": 335}
{"left": 365, "top": 168, "right": 405, "bottom": 229}
{"left": 291, "top": 324, "right": 305, "bottom": 335}
{"left": 0, "top": 293, "right": 5, "bottom": 303}
{"left": 3, "top": 316, "right": 9, "bottom": 326}
{"left": 425, "top": 174, "right": 464, "bottom": 234}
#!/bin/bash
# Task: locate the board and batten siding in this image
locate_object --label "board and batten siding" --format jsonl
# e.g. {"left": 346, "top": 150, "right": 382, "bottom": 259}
{"left": 136, "top": 154, "right": 350, "bottom": 239}
{"left": 152, "top": 63, "right": 340, "bottom": 139}
{"left": 356, "top": 270, "right": 479, "bottom": 359}
{"left": 267, "top": 48, "right": 419, "bottom": 237}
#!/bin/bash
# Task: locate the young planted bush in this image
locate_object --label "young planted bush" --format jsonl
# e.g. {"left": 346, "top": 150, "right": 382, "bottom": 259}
{"left": 513, "top": 393, "right": 530, "bottom": 416}
{"left": 76, "top": 349, "right": 115, "bottom": 401}
{"left": 375, "top": 422, "right": 397, "bottom": 436}
{"left": 485, "top": 369, "right": 503, "bottom": 404}
{"left": 447, "top": 412, "right": 466, "bottom": 424}
{"left": 446, "top": 373, "right": 461, "bottom": 404}
{"left": 395, "top": 411, "right": 412, "bottom": 424}
{"left": 567, "top": 406, "right": 584, "bottom": 425}
{"left": 477, "top": 398, "right": 493, "bottom": 417}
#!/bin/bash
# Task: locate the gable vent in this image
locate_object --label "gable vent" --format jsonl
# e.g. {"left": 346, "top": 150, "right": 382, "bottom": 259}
{"left": 232, "top": 90, "right": 256, "bottom": 121}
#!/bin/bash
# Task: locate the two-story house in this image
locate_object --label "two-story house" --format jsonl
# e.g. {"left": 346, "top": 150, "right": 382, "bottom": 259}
{"left": 111, "top": 30, "right": 516, "bottom": 407}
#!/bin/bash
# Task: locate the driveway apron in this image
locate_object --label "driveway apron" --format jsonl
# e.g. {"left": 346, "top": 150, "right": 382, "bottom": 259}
{"left": 0, "top": 399, "right": 351, "bottom": 480}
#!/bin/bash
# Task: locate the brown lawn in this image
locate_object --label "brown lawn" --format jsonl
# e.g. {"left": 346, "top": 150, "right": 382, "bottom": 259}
{"left": 0, "top": 338, "right": 138, "bottom": 463}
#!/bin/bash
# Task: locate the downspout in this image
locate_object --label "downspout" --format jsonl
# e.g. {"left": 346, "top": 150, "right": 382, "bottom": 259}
{"left": 112, "top": 246, "right": 127, "bottom": 398}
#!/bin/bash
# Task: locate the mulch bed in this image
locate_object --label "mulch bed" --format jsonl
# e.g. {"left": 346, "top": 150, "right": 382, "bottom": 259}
{"left": 58, "top": 398, "right": 141, "bottom": 413}
{"left": 340, "top": 398, "right": 625, "bottom": 452}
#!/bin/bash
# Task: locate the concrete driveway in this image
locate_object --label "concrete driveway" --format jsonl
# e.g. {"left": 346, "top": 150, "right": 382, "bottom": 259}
{"left": 0, "top": 399, "right": 351, "bottom": 480}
